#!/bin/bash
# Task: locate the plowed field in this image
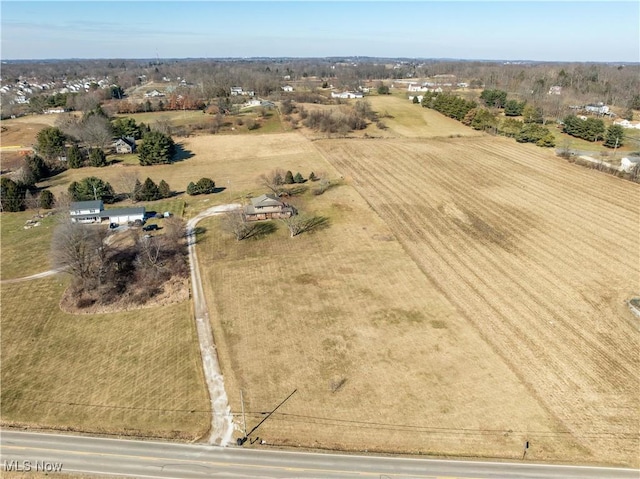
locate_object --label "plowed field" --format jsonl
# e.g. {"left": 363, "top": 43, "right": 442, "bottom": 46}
{"left": 314, "top": 135, "right": 640, "bottom": 464}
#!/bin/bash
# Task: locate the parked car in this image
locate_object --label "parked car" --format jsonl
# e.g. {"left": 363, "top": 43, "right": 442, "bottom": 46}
{"left": 109, "top": 223, "right": 118, "bottom": 229}
{"left": 142, "top": 224, "right": 159, "bottom": 231}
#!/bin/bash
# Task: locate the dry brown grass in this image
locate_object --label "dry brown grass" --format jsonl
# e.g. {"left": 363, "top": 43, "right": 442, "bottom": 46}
{"left": 0, "top": 278, "right": 210, "bottom": 440}
{"left": 196, "top": 167, "right": 583, "bottom": 462}
{"left": 367, "top": 95, "right": 481, "bottom": 138}
{"left": 313, "top": 135, "right": 640, "bottom": 465}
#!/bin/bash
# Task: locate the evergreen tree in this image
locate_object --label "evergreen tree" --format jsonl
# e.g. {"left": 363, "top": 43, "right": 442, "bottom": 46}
{"left": 186, "top": 182, "right": 197, "bottom": 195}
{"left": 25, "top": 154, "right": 50, "bottom": 183}
{"left": 67, "top": 144, "right": 84, "bottom": 169}
{"left": 504, "top": 100, "right": 526, "bottom": 116}
{"left": 195, "top": 177, "right": 216, "bottom": 194}
{"left": 604, "top": 124, "right": 624, "bottom": 148}
{"left": 39, "top": 190, "right": 55, "bottom": 209}
{"left": 0, "top": 177, "right": 25, "bottom": 212}
{"left": 309, "top": 172, "right": 317, "bottom": 181}
{"left": 136, "top": 177, "right": 161, "bottom": 201}
{"left": 88, "top": 148, "right": 107, "bottom": 167}
{"left": 68, "top": 177, "right": 115, "bottom": 203}
{"left": 522, "top": 104, "right": 544, "bottom": 124}
{"left": 138, "top": 130, "right": 175, "bottom": 165}
{"left": 36, "top": 127, "right": 66, "bottom": 160}
{"left": 284, "top": 170, "right": 294, "bottom": 184}
{"left": 132, "top": 179, "right": 142, "bottom": 201}
{"left": 158, "top": 180, "right": 172, "bottom": 198}
{"left": 294, "top": 172, "right": 305, "bottom": 183}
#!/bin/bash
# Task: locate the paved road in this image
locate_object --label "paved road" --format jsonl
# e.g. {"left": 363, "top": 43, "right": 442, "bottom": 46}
{"left": 185, "top": 204, "right": 242, "bottom": 446}
{"left": 1, "top": 431, "right": 638, "bottom": 479}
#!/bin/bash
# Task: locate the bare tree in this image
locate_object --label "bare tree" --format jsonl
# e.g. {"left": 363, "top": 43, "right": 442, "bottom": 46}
{"left": 51, "top": 221, "right": 109, "bottom": 289}
{"left": 220, "top": 209, "right": 253, "bottom": 241}
{"left": 163, "top": 216, "right": 187, "bottom": 247}
{"left": 80, "top": 115, "right": 113, "bottom": 149}
{"left": 258, "top": 168, "right": 286, "bottom": 195}
{"left": 115, "top": 171, "right": 140, "bottom": 200}
{"left": 281, "top": 214, "right": 329, "bottom": 237}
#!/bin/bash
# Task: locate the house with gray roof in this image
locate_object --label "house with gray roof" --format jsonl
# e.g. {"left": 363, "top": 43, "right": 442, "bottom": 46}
{"left": 70, "top": 200, "right": 104, "bottom": 223}
{"left": 244, "top": 194, "right": 295, "bottom": 221}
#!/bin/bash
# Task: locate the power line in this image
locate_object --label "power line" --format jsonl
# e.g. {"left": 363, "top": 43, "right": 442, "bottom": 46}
{"left": 11, "top": 398, "right": 638, "bottom": 440}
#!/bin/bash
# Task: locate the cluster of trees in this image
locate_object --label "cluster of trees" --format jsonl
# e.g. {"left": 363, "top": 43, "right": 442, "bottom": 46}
{"left": 52, "top": 217, "right": 188, "bottom": 307}
{"left": 562, "top": 115, "right": 606, "bottom": 142}
{"left": 0, "top": 154, "right": 57, "bottom": 212}
{"left": 186, "top": 177, "right": 216, "bottom": 195}
{"left": 133, "top": 178, "right": 172, "bottom": 201}
{"left": 421, "top": 92, "right": 555, "bottom": 147}
{"left": 562, "top": 115, "right": 625, "bottom": 148}
{"left": 302, "top": 100, "right": 376, "bottom": 135}
{"left": 68, "top": 177, "right": 116, "bottom": 203}
{"left": 479, "top": 89, "right": 508, "bottom": 108}
{"left": 422, "top": 92, "right": 477, "bottom": 121}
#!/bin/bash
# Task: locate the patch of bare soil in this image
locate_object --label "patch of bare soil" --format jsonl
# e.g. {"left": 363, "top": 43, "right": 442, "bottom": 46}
{"left": 59, "top": 276, "right": 189, "bottom": 315}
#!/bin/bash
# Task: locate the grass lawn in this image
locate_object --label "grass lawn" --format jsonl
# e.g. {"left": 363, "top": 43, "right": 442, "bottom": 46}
{"left": 0, "top": 210, "right": 57, "bottom": 280}
{"left": 367, "top": 95, "right": 481, "bottom": 138}
{"left": 0, "top": 278, "right": 210, "bottom": 440}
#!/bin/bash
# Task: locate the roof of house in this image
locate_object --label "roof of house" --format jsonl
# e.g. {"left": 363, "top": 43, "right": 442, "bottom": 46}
{"left": 70, "top": 200, "right": 104, "bottom": 211}
{"left": 250, "top": 194, "right": 283, "bottom": 208}
{"left": 100, "top": 207, "right": 146, "bottom": 218}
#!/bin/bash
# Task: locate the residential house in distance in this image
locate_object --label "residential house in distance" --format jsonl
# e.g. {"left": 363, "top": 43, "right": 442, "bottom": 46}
{"left": 620, "top": 157, "right": 640, "bottom": 173}
{"left": 614, "top": 119, "right": 640, "bottom": 130}
{"left": 230, "top": 86, "right": 255, "bottom": 97}
{"left": 144, "top": 89, "right": 165, "bottom": 98}
{"left": 244, "top": 194, "right": 295, "bottom": 221}
{"left": 548, "top": 86, "right": 562, "bottom": 95}
{"left": 114, "top": 137, "right": 136, "bottom": 154}
{"left": 281, "top": 85, "right": 294, "bottom": 92}
{"left": 585, "top": 103, "right": 610, "bottom": 116}
{"left": 70, "top": 200, "right": 104, "bottom": 223}
{"left": 331, "top": 91, "right": 364, "bottom": 99}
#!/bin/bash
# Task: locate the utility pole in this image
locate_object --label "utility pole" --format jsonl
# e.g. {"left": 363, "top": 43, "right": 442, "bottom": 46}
{"left": 237, "top": 389, "right": 297, "bottom": 446}
{"left": 240, "top": 390, "right": 247, "bottom": 438}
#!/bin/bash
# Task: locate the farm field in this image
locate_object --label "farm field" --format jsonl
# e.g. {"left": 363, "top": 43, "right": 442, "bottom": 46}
{"left": 313, "top": 135, "right": 640, "bottom": 465}
{"left": 367, "top": 95, "right": 482, "bottom": 139}
{"left": 0, "top": 278, "right": 210, "bottom": 440}
{"left": 198, "top": 184, "right": 579, "bottom": 461}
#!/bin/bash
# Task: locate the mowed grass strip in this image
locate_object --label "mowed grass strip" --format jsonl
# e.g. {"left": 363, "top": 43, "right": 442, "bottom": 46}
{"left": 367, "top": 95, "right": 482, "bottom": 138}
{"left": 314, "top": 135, "right": 640, "bottom": 466}
{"left": 198, "top": 183, "right": 577, "bottom": 461}
{"left": 0, "top": 211, "right": 57, "bottom": 280}
{"left": 0, "top": 278, "right": 210, "bottom": 439}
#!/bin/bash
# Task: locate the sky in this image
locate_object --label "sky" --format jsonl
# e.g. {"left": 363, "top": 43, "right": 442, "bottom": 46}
{"left": 1, "top": 1, "right": 639, "bottom": 62}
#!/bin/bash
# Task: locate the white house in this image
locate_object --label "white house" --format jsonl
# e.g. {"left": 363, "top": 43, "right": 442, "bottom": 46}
{"left": 614, "top": 119, "right": 640, "bottom": 130}
{"left": 70, "top": 200, "right": 104, "bottom": 223}
{"left": 585, "top": 103, "right": 609, "bottom": 115}
{"left": 548, "top": 86, "right": 562, "bottom": 95}
{"left": 230, "top": 87, "right": 255, "bottom": 97}
{"left": 407, "top": 83, "right": 428, "bottom": 92}
{"left": 44, "top": 108, "right": 66, "bottom": 114}
{"left": 101, "top": 207, "right": 146, "bottom": 225}
{"left": 331, "top": 91, "right": 364, "bottom": 99}
{"left": 620, "top": 157, "right": 640, "bottom": 173}
{"left": 144, "top": 89, "right": 165, "bottom": 98}
{"left": 281, "top": 85, "right": 294, "bottom": 92}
